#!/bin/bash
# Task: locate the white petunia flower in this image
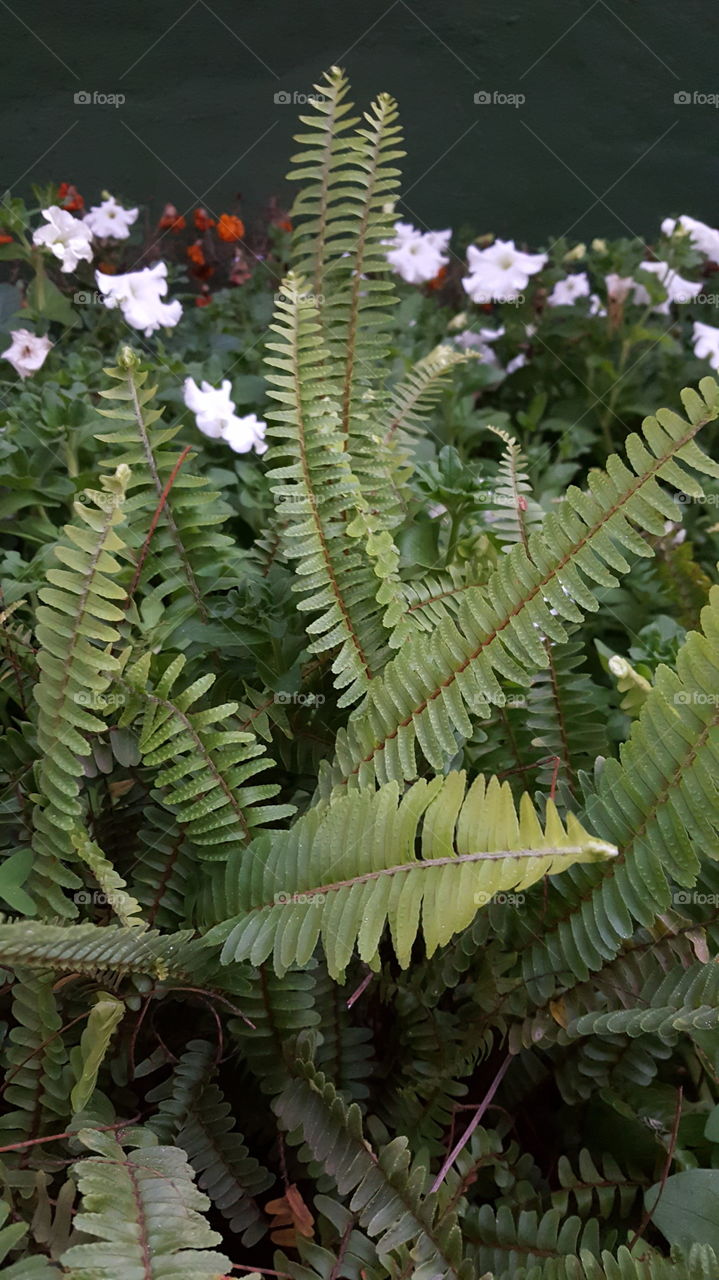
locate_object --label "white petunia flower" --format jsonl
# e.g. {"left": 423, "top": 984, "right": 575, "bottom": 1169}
{"left": 636, "top": 261, "right": 702, "bottom": 313}
{"left": 385, "top": 220, "right": 451, "bottom": 284}
{"left": 505, "top": 353, "right": 528, "bottom": 375}
{"left": 692, "top": 321, "right": 719, "bottom": 372}
{"left": 661, "top": 214, "right": 719, "bottom": 261}
{"left": 223, "top": 412, "right": 268, "bottom": 454}
{"left": 32, "top": 205, "right": 93, "bottom": 272}
{"left": 606, "top": 266, "right": 701, "bottom": 313}
{"left": 546, "top": 272, "right": 591, "bottom": 307}
{"left": 84, "top": 194, "right": 138, "bottom": 241}
{"left": 462, "top": 238, "right": 547, "bottom": 304}
{"left": 183, "top": 377, "right": 267, "bottom": 454}
{"left": 605, "top": 273, "right": 637, "bottom": 303}
{"left": 1, "top": 329, "right": 53, "bottom": 378}
{"left": 95, "top": 262, "right": 182, "bottom": 335}
{"left": 454, "top": 325, "right": 505, "bottom": 366}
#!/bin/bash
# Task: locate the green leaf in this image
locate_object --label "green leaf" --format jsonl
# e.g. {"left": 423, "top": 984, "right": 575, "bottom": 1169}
{"left": 647, "top": 1169, "right": 719, "bottom": 1251}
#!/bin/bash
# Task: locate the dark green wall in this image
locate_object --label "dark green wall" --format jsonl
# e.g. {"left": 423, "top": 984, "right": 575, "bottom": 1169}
{"left": 3, "top": 1, "right": 718, "bottom": 243}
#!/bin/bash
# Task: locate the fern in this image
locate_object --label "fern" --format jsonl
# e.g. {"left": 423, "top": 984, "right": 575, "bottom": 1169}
{"left": 61, "top": 1127, "right": 231, "bottom": 1277}
{"left": 524, "top": 584, "right": 719, "bottom": 991}
{"left": 264, "top": 277, "right": 394, "bottom": 703}
{"left": 95, "top": 348, "right": 238, "bottom": 642}
{"left": 148, "top": 1039, "right": 273, "bottom": 1245}
{"left": 28, "top": 464, "right": 131, "bottom": 919}
{"left": 274, "top": 1037, "right": 474, "bottom": 1280}
{"left": 206, "top": 770, "right": 615, "bottom": 979}
{"left": 119, "top": 650, "right": 294, "bottom": 854}
{"left": 323, "top": 380, "right": 719, "bottom": 791}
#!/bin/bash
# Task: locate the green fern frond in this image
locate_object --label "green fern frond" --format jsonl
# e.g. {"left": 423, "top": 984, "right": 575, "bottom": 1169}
{"left": 0, "top": 920, "right": 195, "bottom": 979}
{"left": 526, "top": 636, "right": 611, "bottom": 807}
{"left": 463, "top": 1202, "right": 602, "bottom": 1277}
{"left": 127, "top": 809, "right": 194, "bottom": 930}
{"left": 206, "top": 770, "right": 615, "bottom": 980}
{"left": 550, "top": 1150, "right": 647, "bottom": 1221}
{"left": 288, "top": 66, "right": 361, "bottom": 300}
{"left": 274, "top": 1039, "right": 473, "bottom": 1280}
{"left": 525, "top": 582, "right": 719, "bottom": 990}
{"left": 120, "top": 651, "right": 294, "bottom": 853}
{"left": 228, "top": 966, "right": 321, "bottom": 1096}
{"left": 323, "top": 377, "right": 719, "bottom": 792}
{"left": 264, "top": 276, "right": 392, "bottom": 703}
{"left": 30, "top": 463, "right": 131, "bottom": 918}
{"left": 61, "top": 1127, "right": 230, "bottom": 1278}
{"left": 0, "top": 974, "right": 69, "bottom": 1150}
{"left": 95, "top": 347, "right": 237, "bottom": 642}
{"left": 148, "top": 1039, "right": 274, "bottom": 1245}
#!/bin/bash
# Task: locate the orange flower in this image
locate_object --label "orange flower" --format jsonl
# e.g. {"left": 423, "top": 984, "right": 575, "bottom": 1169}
{"left": 426, "top": 265, "right": 448, "bottom": 291}
{"left": 217, "top": 213, "right": 245, "bottom": 242}
{"left": 195, "top": 294, "right": 212, "bottom": 307}
{"left": 194, "top": 207, "right": 215, "bottom": 231}
{"left": 0, "top": 234, "right": 13, "bottom": 245}
{"left": 275, "top": 216, "right": 293, "bottom": 233}
{"left": 186, "top": 241, "right": 206, "bottom": 267}
{"left": 158, "top": 203, "right": 186, "bottom": 232}
{"left": 57, "top": 182, "right": 84, "bottom": 212}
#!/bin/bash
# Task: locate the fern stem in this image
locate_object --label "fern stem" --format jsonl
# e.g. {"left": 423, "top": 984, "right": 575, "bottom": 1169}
{"left": 430, "top": 1053, "right": 512, "bottom": 1192}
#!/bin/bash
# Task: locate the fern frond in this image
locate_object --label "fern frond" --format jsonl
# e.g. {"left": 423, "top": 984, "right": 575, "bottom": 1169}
{"left": 228, "top": 966, "right": 321, "bottom": 1096}
{"left": 127, "top": 808, "right": 194, "bottom": 930}
{"left": 0, "top": 920, "right": 195, "bottom": 979}
{"left": 525, "top": 582, "right": 719, "bottom": 989}
{"left": 206, "top": 770, "right": 616, "bottom": 980}
{"left": 264, "top": 276, "right": 391, "bottom": 703}
{"left": 526, "top": 636, "right": 611, "bottom": 807}
{"left": 274, "top": 1038, "right": 473, "bottom": 1280}
{"left": 323, "top": 378, "right": 719, "bottom": 791}
{"left": 463, "top": 1202, "right": 601, "bottom": 1277}
{"left": 95, "top": 348, "right": 238, "bottom": 642}
{"left": 0, "top": 973, "right": 69, "bottom": 1149}
{"left": 288, "top": 66, "right": 360, "bottom": 300}
{"left": 148, "top": 1038, "right": 274, "bottom": 1245}
{"left": 120, "top": 651, "right": 294, "bottom": 853}
{"left": 550, "top": 1150, "right": 647, "bottom": 1221}
{"left": 61, "top": 1127, "right": 230, "bottom": 1278}
{"left": 30, "top": 463, "right": 131, "bottom": 918}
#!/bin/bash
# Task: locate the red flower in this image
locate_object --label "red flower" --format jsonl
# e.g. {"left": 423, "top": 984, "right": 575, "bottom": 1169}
{"left": 57, "top": 182, "right": 84, "bottom": 212}
{"left": 194, "top": 207, "right": 215, "bottom": 231}
{"left": 158, "top": 203, "right": 186, "bottom": 232}
{"left": 217, "top": 213, "right": 245, "bottom": 242}
{"left": 275, "top": 217, "right": 293, "bottom": 233}
{"left": 195, "top": 293, "right": 212, "bottom": 307}
{"left": 0, "top": 234, "right": 13, "bottom": 245}
{"left": 186, "top": 241, "right": 206, "bottom": 266}
{"left": 426, "top": 265, "right": 448, "bottom": 291}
